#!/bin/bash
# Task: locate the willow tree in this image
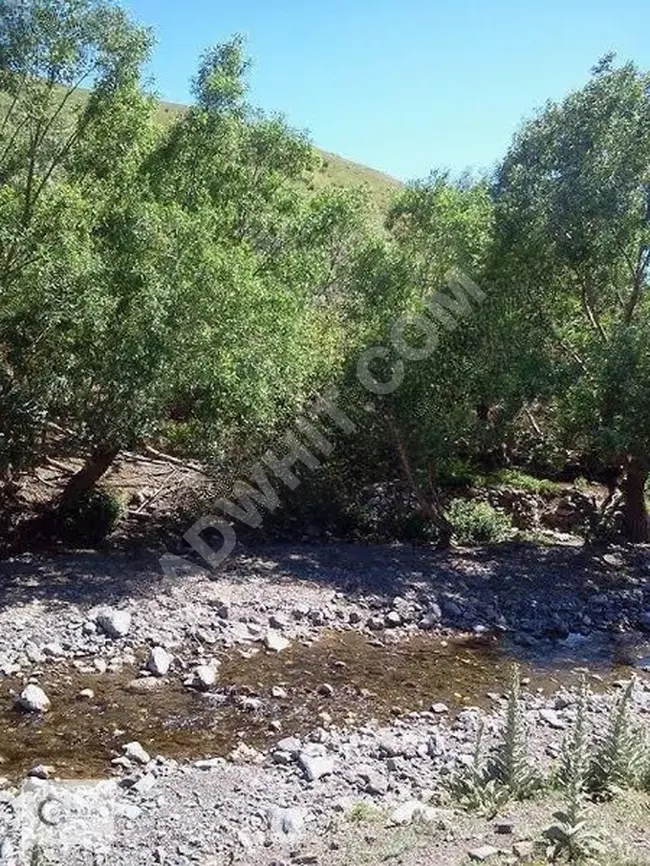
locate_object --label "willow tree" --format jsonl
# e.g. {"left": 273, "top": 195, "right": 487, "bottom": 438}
{"left": 493, "top": 56, "right": 650, "bottom": 541}
{"left": 0, "top": 0, "right": 154, "bottom": 487}
{"left": 346, "top": 173, "right": 495, "bottom": 545}
{"left": 144, "top": 36, "right": 373, "bottom": 472}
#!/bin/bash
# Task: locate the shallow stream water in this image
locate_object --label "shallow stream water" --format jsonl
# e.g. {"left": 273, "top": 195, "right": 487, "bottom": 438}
{"left": 2, "top": 629, "right": 648, "bottom": 779}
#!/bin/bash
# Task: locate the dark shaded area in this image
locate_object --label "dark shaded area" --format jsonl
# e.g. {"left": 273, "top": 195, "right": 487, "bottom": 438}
{"left": 0, "top": 540, "right": 648, "bottom": 639}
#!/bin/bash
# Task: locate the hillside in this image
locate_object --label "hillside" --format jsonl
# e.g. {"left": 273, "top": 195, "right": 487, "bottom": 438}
{"left": 155, "top": 99, "right": 402, "bottom": 213}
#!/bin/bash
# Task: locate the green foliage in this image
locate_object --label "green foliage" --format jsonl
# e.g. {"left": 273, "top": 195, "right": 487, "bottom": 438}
{"left": 440, "top": 465, "right": 563, "bottom": 494}
{"left": 339, "top": 172, "right": 497, "bottom": 545}
{"left": 0, "top": 0, "right": 157, "bottom": 478}
{"left": 490, "top": 664, "right": 543, "bottom": 798}
{"left": 544, "top": 799, "right": 604, "bottom": 864}
{"left": 57, "top": 486, "right": 122, "bottom": 544}
{"left": 0, "top": 7, "right": 372, "bottom": 506}
{"left": 346, "top": 801, "right": 383, "bottom": 824}
{"left": 446, "top": 720, "right": 509, "bottom": 818}
{"left": 558, "top": 679, "right": 592, "bottom": 793}
{"left": 446, "top": 498, "right": 513, "bottom": 544}
{"left": 449, "top": 666, "right": 542, "bottom": 815}
{"left": 545, "top": 678, "right": 604, "bottom": 863}
{"left": 589, "top": 679, "right": 647, "bottom": 796}
{"left": 492, "top": 56, "right": 650, "bottom": 540}
{"left": 3, "top": 2, "right": 650, "bottom": 556}
{"left": 487, "top": 469, "right": 562, "bottom": 495}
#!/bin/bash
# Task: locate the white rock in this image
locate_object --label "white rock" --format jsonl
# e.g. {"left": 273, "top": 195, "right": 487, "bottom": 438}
{"left": 513, "top": 840, "right": 535, "bottom": 859}
{"left": 431, "top": 702, "right": 449, "bottom": 714}
{"left": 267, "top": 806, "right": 305, "bottom": 839}
{"left": 24, "top": 643, "right": 45, "bottom": 664}
{"left": 389, "top": 800, "right": 440, "bottom": 826}
{"left": 123, "top": 741, "right": 151, "bottom": 765}
{"left": 147, "top": 647, "right": 172, "bottom": 677}
{"left": 132, "top": 773, "right": 156, "bottom": 795}
{"left": 17, "top": 684, "right": 51, "bottom": 713}
{"left": 236, "top": 829, "right": 254, "bottom": 849}
{"left": 539, "top": 708, "right": 566, "bottom": 729}
{"left": 271, "top": 685, "right": 288, "bottom": 699}
{"left": 468, "top": 846, "right": 499, "bottom": 861}
{"left": 276, "top": 736, "right": 301, "bottom": 755}
{"left": 269, "top": 612, "right": 291, "bottom": 630}
{"left": 191, "top": 664, "right": 218, "bottom": 690}
{"left": 358, "top": 767, "right": 388, "bottom": 795}
{"left": 96, "top": 609, "right": 132, "bottom": 638}
{"left": 228, "top": 743, "right": 264, "bottom": 764}
{"left": 115, "top": 802, "right": 142, "bottom": 821}
{"left": 42, "top": 642, "right": 65, "bottom": 657}
{"left": 298, "top": 746, "right": 334, "bottom": 781}
{"left": 264, "top": 630, "right": 290, "bottom": 652}
{"left": 194, "top": 758, "right": 223, "bottom": 770}
{"left": 126, "top": 677, "right": 165, "bottom": 693}
{"left": 78, "top": 688, "right": 94, "bottom": 700}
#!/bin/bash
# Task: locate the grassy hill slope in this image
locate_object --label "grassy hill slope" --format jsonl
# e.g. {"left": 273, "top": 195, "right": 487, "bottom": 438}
{"left": 155, "top": 100, "right": 402, "bottom": 213}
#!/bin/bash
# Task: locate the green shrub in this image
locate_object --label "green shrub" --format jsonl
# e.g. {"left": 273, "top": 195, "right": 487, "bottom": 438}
{"left": 489, "top": 469, "right": 562, "bottom": 495}
{"left": 546, "top": 677, "right": 604, "bottom": 863}
{"left": 489, "top": 664, "right": 543, "bottom": 798}
{"left": 589, "top": 679, "right": 647, "bottom": 796}
{"left": 446, "top": 720, "right": 509, "bottom": 818}
{"left": 446, "top": 498, "right": 513, "bottom": 544}
{"left": 57, "top": 487, "right": 123, "bottom": 545}
{"left": 438, "top": 458, "right": 483, "bottom": 488}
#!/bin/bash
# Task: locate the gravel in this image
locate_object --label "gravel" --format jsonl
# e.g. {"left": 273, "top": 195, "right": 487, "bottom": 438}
{"left": 1, "top": 542, "right": 650, "bottom": 864}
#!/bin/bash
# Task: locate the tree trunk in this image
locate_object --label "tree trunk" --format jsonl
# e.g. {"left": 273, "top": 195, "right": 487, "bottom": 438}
{"left": 59, "top": 446, "right": 119, "bottom": 509}
{"left": 622, "top": 456, "right": 650, "bottom": 543}
{"left": 388, "top": 415, "right": 454, "bottom": 548}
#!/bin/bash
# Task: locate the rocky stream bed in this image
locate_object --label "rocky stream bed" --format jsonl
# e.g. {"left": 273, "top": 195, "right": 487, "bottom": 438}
{"left": 2, "top": 541, "right": 650, "bottom": 865}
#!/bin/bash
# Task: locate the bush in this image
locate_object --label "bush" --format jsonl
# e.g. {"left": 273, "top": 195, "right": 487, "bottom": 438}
{"left": 446, "top": 498, "right": 513, "bottom": 544}
{"left": 57, "top": 487, "right": 123, "bottom": 545}
{"left": 489, "top": 664, "right": 543, "bottom": 798}
{"left": 488, "top": 468, "right": 562, "bottom": 495}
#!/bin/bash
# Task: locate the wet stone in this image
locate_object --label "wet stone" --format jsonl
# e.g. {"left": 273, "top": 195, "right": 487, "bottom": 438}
{"left": 0, "top": 628, "right": 638, "bottom": 781}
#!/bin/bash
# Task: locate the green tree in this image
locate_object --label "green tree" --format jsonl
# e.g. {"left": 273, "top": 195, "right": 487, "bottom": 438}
{"left": 0, "top": 0, "right": 154, "bottom": 486}
{"left": 346, "top": 173, "right": 494, "bottom": 545}
{"left": 146, "top": 37, "right": 372, "bottom": 472}
{"left": 493, "top": 56, "right": 650, "bottom": 540}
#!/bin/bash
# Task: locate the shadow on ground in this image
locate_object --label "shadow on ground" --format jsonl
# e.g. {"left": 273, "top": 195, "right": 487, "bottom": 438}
{"left": 1, "top": 538, "right": 648, "bottom": 633}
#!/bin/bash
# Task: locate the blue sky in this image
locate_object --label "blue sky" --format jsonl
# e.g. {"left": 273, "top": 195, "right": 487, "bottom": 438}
{"left": 122, "top": 0, "right": 649, "bottom": 182}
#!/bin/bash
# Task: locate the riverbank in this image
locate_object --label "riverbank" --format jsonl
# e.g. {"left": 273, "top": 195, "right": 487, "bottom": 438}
{"left": 1, "top": 541, "right": 650, "bottom": 864}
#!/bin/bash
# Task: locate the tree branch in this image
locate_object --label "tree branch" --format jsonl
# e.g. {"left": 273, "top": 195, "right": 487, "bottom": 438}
{"left": 578, "top": 275, "right": 607, "bottom": 340}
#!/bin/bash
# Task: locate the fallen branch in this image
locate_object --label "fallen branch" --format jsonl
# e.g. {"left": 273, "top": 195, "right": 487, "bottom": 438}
{"left": 34, "top": 470, "right": 59, "bottom": 488}
{"left": 143, "top": 445, "right": 206, "bottom": 472}
{"left": 131, "top": 468, "right": 181, "bottom": 514}
{"left": 523, "top": 406, "right": 543, "bottom": 437}
{"left": 45, "top": 457, "right": 77, "bottom": 475}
